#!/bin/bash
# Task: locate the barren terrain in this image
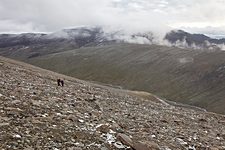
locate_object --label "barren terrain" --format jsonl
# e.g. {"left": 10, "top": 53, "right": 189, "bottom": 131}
{"left": 0, "top": 56, "right": 225, "bottom": 149}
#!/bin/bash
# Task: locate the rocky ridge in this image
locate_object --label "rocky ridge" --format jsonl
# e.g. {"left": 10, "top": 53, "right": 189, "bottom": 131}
{"left": 0, "top": 56, "right": 225, "bottom": 150}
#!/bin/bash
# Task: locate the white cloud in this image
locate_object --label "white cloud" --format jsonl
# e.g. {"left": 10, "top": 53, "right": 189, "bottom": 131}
{"left": 0, "top": 0, "right": 225, "bottom": 36}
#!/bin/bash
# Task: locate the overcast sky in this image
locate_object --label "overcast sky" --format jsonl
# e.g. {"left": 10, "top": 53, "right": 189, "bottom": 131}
{"left": 0, "top": 0, "right": 225, "bottom": 35}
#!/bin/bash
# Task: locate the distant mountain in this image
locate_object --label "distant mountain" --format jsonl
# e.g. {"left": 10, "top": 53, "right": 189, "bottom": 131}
{"left": 0, "top": 27, "right": 157, "bottom": 59}
{"left": 0, "top": 33, "right": 44, "bottom": 47}
{"left": 1, "top": 26, "right": 225, "bottom": 50}
{"left": 0, "top": 27, "right": 157, "bottom": 60}
{"left": 0, "top": 27, "right": 111, "bottom": 59}
{"left": 0, "top": 27, "right": 155, "bottom": 48}
{"left": 1, "top": 27, "right": 225, "bottom": 53}
{"left": 165, "top": 30, "right": 225, "bottom": 50}
{"left": 0, "top": 27, "right": 109, "bottom": 48}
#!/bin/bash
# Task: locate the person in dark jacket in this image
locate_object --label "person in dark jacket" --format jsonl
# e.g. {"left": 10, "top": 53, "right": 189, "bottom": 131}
{"left": 57, "top": 79, "right": 61, "bottom": 86}
{"left": 60, "top": 79, "right": 64, "bottom": 87}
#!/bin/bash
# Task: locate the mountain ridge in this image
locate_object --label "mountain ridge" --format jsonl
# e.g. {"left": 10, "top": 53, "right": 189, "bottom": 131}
{"left": 165, "top": 30, "right": 225, "bottom": 50}
{"left": 1, "top": 27, "right": 225, "bottom": 51}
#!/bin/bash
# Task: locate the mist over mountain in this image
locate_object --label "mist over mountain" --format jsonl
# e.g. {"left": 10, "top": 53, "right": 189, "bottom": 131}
{"left": 1, "top": 0, "right": 225, "bottom": 148}
{"left": 1, "top": 26, "right": 225, "bottom": 52}
{"left": 165, "top": 30, "right": 225, "bottom": 50}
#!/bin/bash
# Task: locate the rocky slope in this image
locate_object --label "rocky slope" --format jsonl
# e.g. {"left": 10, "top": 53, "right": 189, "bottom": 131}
{"left": 0, "top": 56, "right": 225, "bottom": 149}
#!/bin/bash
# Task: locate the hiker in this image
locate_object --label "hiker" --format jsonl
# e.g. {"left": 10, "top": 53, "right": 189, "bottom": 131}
{"left": 61, "top": 79, "right": 64, "bottom": 87}
{"left": 57, "top": 79, "right": 61, "bottom": 86}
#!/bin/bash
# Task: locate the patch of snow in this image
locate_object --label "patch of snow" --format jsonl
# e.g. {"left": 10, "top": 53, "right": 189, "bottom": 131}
{"left": 101, "top": 133, "right": 116, "bottom": 144}
{"left": 114, "top": 142, "right": 126, "bottom": 149}
{"left": 188, "top": 145, "right": 196, "bottom": 150}
{"left": 13, "top": 134, "right": 21, "bottom": 139}
{"left": 109, "top": 129, "right": 116, "bottom": 134}
{"left": 41, "top": 113, "right": 48, "bottom": 117}
{"left": 175, "top": 138, "right": 188, "bottom": 145}
{"left": 178, "top": 57, "right": 194, "bottom": 64}
{"left": 78, "top": 119, "right": 84, "bottom": 123}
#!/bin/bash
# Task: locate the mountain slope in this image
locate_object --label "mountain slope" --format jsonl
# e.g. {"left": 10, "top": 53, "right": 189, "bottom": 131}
{"left": 1, "top": 27, "right": 225, "bottom": 57}
{"left": 0, "top": 27, "right": 113, "bottom": 60}
{"left": 25, "top": 43, "right": 225, "bottom": 114}
{"left": 165, "top": 30, "right": 225, "bottom": 49}
{"left": 1, "top": 27, "right": 225, "bottom": 114}
{"left": 0, "top": 56, "right": 225, "bottom": 149}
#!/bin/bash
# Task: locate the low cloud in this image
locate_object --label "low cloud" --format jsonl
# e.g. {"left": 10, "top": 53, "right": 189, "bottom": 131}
{"left": 0, "top": 0, "right": 225, "bottom": 38}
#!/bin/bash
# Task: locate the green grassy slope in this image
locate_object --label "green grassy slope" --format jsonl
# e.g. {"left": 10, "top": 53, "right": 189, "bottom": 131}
{"left": 26, "top": 43, "right": 225, "bottom": 114}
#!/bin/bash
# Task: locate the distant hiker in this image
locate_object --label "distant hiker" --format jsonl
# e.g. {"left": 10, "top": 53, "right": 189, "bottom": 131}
{"left": 57, "top": 79, "right": 61, "bottom": 86}
{"left": 61, "top": 79, "right": 64, "bottom": 87}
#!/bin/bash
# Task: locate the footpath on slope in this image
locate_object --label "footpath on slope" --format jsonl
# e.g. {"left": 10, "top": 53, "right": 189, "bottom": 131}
{"left": 0, "top": 56, "right": 225, "bottom": 150}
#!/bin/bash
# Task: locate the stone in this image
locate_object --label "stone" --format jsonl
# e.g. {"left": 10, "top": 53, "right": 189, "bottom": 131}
{"left": 96, "top": 124, "right": 110, "bottom": 133}
{"left": 78, "top": 119, "right": 84, "bottom": 123}
{"left": 116, "top": 133, "right": 134, "bottom": 148}
{"left": 100, "top": 147, "right": 109, "bottom": 150}
{"left": 218, "top": 120, "right": 225, "bottom": 125}
{"left": 188, "top": 145, "right": 196, "bottom": 150}
{"left": 11, "top": 100, "right": 21, "bottom": 104}
{"left": 0, "top": 122, "right": 10, "bottom": 127}
{"left": 113, "top": 142, "right": 126, "bottom": 149}
{"left": 5, "top": 107, "right": 23, "bottom": 112}
{"left": 209, "top": 148, "right": 219, "bottom": 150}
{"left": 133, "top": 141, "right": 160, "bottom": 150}
{"left": 175, "top": 138, "right": 188, "bottom": 145}
{"left": 13, "top": 134, "right": 22, "bottom": 139}
{"left": 24, "top": 146, "right": 34, "bottom": 150}
{"left": 199, "top": 118, "right": 207, "bottom": 122}
{"left": 67, "top": 147, "right": 82, "bottom": 150}
{"left": 67, "top": 115, "right": 76, "bottom": 121}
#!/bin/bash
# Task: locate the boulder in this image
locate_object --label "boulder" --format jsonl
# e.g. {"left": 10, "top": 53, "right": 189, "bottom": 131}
{"left": 116, "top": 133, "right": 133, "bottom": 148}
{"left": 116, "top": 133, "right": 160, "bottom": 150}
{"left": 96, "top": 124, "right": 110, "bottom": 133}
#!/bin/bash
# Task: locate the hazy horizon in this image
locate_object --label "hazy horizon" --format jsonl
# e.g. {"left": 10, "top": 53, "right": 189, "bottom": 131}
{"left": 0, "top": 0, "right": 225, "bottom": 37}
